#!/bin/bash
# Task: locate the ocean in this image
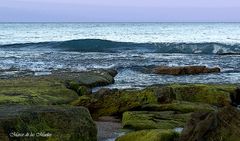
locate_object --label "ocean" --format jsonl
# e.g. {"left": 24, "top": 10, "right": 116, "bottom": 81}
{"left": 0, "top": 23, "right": 240, "bottom": 88}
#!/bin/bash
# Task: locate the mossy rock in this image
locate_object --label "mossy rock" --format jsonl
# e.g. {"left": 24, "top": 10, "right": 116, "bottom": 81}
{"left": 122, "top": 111, "right": 191, "bottom": 130}
{"left": 0, "top": 105, "right": 97, "bottom": 141}
{"left": 71, "top": 95, "right": 97, "bottom": 107}
{"left": 157, "top": 84, "right": 237, "bottom": 106}
{"left": 72, "top": 88, "right": 158, "bottom": 119}
{"left": 141, "top": 101, "right": 215, "bottom": 113}
{"left": 72, "top": 84, "right": 235, "bottom": 118}
{"left": 0, "top": 77, "right": 78, "bottom": 105}
{"left": 77, "top": 86, "right": 92, "bottom": 96}
{"left": 64, "top": 70, "right": 116, "bottom": 89}
{"left": 179, "top": 106, "right": 240, "bottom": 141}
{"left": 116, "top": 129, "right": 179, "bottom": 141}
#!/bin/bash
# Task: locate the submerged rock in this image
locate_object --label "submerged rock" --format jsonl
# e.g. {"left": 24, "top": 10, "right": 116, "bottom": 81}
{"left": 0, "top": 105, "right": 97, "bottom": 141}
{"left": 179, "top": 106, "right": 240, "bottom": 141}
{"left": 152, "top": 66, "right": 220, "bottom": 75}
{"left": 116, "top": 129, "right": 179, "bottom": 141}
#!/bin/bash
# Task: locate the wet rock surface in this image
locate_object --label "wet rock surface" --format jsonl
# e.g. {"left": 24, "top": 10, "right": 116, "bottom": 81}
{"left": 152, "top": 66, "right": 220, "bottom": 75}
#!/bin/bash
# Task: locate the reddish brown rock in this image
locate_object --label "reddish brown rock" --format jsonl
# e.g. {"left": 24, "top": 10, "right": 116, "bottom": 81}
{"left": 152, "top": 66, "right": 220, "bottom": 75}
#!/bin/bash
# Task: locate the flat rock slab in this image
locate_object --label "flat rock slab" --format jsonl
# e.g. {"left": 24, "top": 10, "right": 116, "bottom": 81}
{"left": 0, "top": 77, "right": 78, "bottom": 105}
{"left": 122, "top": 111, "right": 191, "bottom": 130}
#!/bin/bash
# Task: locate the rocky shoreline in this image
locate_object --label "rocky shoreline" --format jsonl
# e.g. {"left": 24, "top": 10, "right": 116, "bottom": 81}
{"left": 0, "top": 68, "right": 239, "bottom": 141}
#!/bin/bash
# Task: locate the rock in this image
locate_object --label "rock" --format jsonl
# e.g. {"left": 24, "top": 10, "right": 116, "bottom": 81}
{"left": 116, "top": 129, "right": 179, "bottom": 141}
{"left": 104, "top": 69, "right": 118, "bottom": 77}
{"left": 152, "top": 66, "right": 220, "bottom": 75}
{"left": 71, "top": 95, "right": 97, "bottom": 107}
{"left": 77, "top": 86, "right": 92, "bottom": 96}
{"left": 121, "top": 102, "right": 214, "bottom": 131}
{"left": 179, "top": 106, "right": 240, "bottom": 141}
{"left": 154, "top": 87, "right": 175, "bottom": 103}
{"left": 141, "top": 101, "right": 215, "bottom": 113}
{"left": 83, "top": 70, "right": 116, "bottom": 87}
{"left": 94, "top": 88, "right": 116, "bottom": 98}
{"left": 0, "top": 77, "right": 78, "bottom": 105}
{"left": 72, "top": 84, "right": 236, "bottom": 118}
{"left": 230, "top": 87, "right": 240, "bottom": 106}
{"left": 72, "top": 88, "right": 158, "bottom": 119}
{"left": 65, "top": 70, "right": 117, "bottom": 93}
{"left": 217, "top": 52, "right": 240, "bottom": 56}
{"left": 0, "top": 105, "right": 97, "bottom": 141}
{"left": 122, "top": 111, "right": 191, "bottom": 130}
{"left": 179, "top": 112, "right": 216, "bottom": 141}
{"left": 155, "top": 84, "right": 236, "bottom": 106}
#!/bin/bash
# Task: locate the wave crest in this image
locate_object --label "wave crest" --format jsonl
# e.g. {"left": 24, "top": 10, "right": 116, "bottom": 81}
{"left": 1, "top": 39, "right": 240, "bottom": 54}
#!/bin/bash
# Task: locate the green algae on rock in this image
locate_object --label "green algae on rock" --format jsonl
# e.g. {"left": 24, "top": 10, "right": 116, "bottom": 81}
{"left": 122, "top": 111, "right": 191, "bottom": 130}
{"left": 0, "top": 69, "right": 118, "bottom": 105}
{"left": 141, "top": 101, "right": 215, "bottom": 113}
{"left": 71, "top": 83, "right": 237, "bottom": 140}
{"left": 0, "top": 105, "right": 97, "bottom": 141}
{"left": 64, "top": 69, "right": 117, "bottom": 95}
{"left": 0, "top": 77, "right": 78, "bottom": 105}
{"left": 72, "top": 84, "right": 236, "bottom": 119}
{"left": 121, "top": 101, "right": 215, "bottom": 131}
{"left": 116, "top": 129, "right": 179, "bottom": 141}
{"left": 65, "top": 70, "right": 116, "bottom": 88}
{"left": 72, "top": 88, "right": 158, "bottom": 119}
{"left": 155, "top": 84, "right": 236, "bottom": 106}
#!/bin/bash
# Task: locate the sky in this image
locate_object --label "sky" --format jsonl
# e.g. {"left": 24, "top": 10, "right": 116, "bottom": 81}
{"left": 0, "top": 0, "right": 240, "bottom": 22}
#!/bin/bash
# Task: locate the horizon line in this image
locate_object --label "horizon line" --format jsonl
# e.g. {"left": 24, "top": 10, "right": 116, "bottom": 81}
{"left": 1, "top": 21, "right": 240, "bottom": 23}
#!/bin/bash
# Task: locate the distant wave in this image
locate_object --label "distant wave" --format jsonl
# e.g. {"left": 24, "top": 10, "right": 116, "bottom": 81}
{"left": 1, "top": 39, "right": 240, "bottom": 54}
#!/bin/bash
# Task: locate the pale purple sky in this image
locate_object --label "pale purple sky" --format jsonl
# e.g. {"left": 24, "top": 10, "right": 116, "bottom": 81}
{"left": 1, "top": 0, "right": 240, "bottom": 22}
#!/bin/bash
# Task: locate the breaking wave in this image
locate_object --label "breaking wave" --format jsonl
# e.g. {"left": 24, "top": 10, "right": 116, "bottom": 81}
{"left": 1, "top": 39, "right": 240, "bottom": 54}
